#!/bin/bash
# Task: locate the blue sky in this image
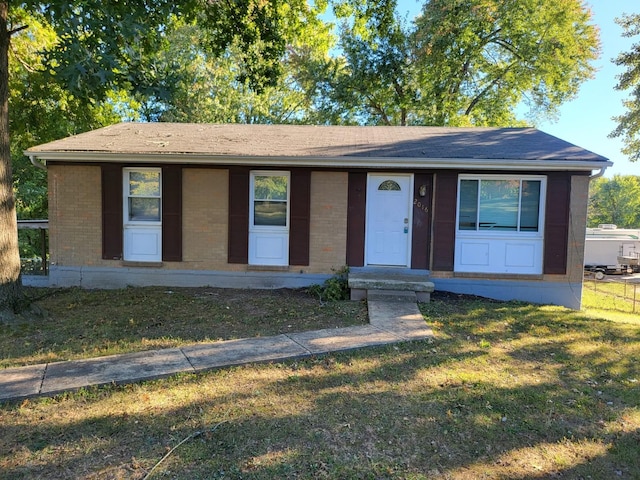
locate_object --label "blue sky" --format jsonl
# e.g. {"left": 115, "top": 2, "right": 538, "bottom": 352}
{"left": 396, "top": 0, "right": 640, "bottom": 177}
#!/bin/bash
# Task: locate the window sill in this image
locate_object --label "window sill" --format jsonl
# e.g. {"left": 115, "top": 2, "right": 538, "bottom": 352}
{"left": 247, "top": 265, "right": 290, "bottom": 272}
{"left": 122, "top": 261, "right": 163, "bottom": 268}
{"left": 454, "top": 272, "right": 543, "bottom": 280}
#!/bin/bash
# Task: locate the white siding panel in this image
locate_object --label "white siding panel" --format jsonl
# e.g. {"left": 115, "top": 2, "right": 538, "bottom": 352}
{"left": 124, "top": 226, "right": 162, "bottom": 262}
{"left": 505, "top": 243, "right": 536, "bottom": 267}
{"left": 455, "top": 237, "right": 543, "bottom": 274}
{"left": 459, "top": 242, "right": 490, "bottom": 266}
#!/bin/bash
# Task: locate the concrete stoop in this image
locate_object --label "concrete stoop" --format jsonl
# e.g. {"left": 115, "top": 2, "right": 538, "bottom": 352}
{"left": 348, "top": 272, "right": 435, "bottom": 302}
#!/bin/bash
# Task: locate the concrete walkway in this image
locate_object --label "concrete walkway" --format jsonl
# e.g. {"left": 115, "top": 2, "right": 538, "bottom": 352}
{"left": 0, "top": 294, "right": 432, "bottom": 402}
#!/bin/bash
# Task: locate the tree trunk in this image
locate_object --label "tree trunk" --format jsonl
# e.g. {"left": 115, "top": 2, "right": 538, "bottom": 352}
{"left": 0, "top": 2, "right": 23, "bottom": 316}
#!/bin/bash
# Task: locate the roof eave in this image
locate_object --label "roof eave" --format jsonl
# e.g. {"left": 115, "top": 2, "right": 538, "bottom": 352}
{"left": 25, "top": 151, "right": 613, "bottom": 171}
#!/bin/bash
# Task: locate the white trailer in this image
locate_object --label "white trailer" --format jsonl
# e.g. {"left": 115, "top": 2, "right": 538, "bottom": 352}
{"left": 584, "top": 225, "right": 640, "bottom": 279}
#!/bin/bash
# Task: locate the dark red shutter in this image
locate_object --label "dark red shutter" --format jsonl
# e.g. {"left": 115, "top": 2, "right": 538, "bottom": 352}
{"left": 543, "top": 172, "right": 571, "bottom": 274}
{"left": 228, "top": 167, "right": 250, "bottom": 264}
{"left": 411, "top": 174, "right": 432, "bottom": 269}
{"left": 162, "top": 166, "right": 182, "bottom": 262}
{"left": 102, "top": 165, "right": 123, "bottom": 260}
{"left": 346, "top": 172, "right": 367, "bottom": 267}
{"left": 289, "top": 168, "right": 311, "bottom": 265}
{"left": 431, "top": 172, "right": 458, "bottom": 271}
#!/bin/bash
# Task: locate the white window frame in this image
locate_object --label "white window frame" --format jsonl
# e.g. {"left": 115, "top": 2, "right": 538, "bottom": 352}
{"left": 248, "top": 170, "right": 290, "bottom": 266}
{"left": 249, "top": 171, "right": 290, "bottom": 232}
{"left": 454, "top": 174, "right": 546, "bottom": 275}
{"left": 456, "top": 174, "right": 546, "bottom": 238}
{"left": 123, "top": 167, "right": 162, "bottom": 226}
{"left": 122, "top": 167, "right": 162, "bottom": 262}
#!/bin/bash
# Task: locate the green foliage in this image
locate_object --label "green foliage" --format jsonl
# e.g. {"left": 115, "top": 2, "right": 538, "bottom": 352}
{"left": 9, "top": 7, "right": 121, "bottom": 220}
{"left": 297, "top": 0, "right": 599, "bottom": 126}
{"left": 415, "top": 0, "right": 600, "bottom": 125}
{"left": 611, "top": 13, "right": 640, "bottom": 162}
{"left": 308, "top": 266, "right": 350, "bottom": 302}
{"left": 7, "top": 8, "right": 121, "bottom": 267}
{"left": 110, "top": 12, "right": 334, "bottom": 124}
{"left": 30, "top": 0, "right": 313, "bottom": 100}
{"left": 588, "top": 175, "right": 640, "bottom": 228}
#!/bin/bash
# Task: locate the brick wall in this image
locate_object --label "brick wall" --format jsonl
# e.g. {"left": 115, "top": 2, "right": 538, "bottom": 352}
{"left": 566, "top": 174, "right": 589, "bottom": 283}
{"left": 306, "top": 171, "right": 348, "bottom": 273}
{"left": 48, "top": 165, "right": 103, "bottom": 267}
{"left": 174, "top": 168, "right": 244, "bottom": 271}
{"left": 48, "top": 166, "right": 349, "bottom": 275}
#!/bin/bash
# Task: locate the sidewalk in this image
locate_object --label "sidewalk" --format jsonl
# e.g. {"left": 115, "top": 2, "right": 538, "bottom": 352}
{"left": 0, "top": 294, "right": 433, "bottom": 402}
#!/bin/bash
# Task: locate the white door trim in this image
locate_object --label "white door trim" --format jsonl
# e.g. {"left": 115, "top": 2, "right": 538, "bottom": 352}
{"left": 365, "top": 173, "right": 413, "bottom": 267}
{"left": 122, "top": 167, "right": 162, "bottom": 262}
{"left": 248, "top": 170, "right": 290, "bottom": 266}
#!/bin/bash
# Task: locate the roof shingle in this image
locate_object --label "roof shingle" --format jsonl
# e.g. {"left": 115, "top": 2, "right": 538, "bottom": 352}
{"left": 26, "top": 123, "right": 608, "bottom": 162}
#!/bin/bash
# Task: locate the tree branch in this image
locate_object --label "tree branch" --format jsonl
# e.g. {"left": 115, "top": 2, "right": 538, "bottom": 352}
{"left": 366, "top": 94, "right": 392, "bottom": 125}
{"left": 10, "top": 44, "right": 36, "bottom": 73}
{"left": 464, "top": 62, "right": 516, "bottom": 116}
{"left": 8, "top": 25, "right": 28, "bottom": 37}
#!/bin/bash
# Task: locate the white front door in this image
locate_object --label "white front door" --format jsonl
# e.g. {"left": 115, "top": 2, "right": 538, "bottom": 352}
{"left": 366, "top": 174, "right": 412, "bottom": 266}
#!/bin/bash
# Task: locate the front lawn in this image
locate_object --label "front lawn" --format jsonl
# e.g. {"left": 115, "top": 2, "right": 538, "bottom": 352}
{"left": 0, "top": 289, "right": 638, "bottom": 479}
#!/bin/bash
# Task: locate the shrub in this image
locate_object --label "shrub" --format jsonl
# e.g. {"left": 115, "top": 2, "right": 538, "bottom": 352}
{"left": 308, "top": 266, "right": 350, "bottom": 302}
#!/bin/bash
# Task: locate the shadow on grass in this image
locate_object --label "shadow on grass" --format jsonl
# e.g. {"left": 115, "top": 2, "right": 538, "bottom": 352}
{"left": 1, "top": 294, "right": 639, "bottom": 478}
{"left": 2, "top": 318, "right": 639, "bottom": 479}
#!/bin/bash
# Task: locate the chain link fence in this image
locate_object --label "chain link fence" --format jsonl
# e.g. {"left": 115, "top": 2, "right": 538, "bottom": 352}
{"left": 583, "top": 276, "right": 640, "bottom": 313}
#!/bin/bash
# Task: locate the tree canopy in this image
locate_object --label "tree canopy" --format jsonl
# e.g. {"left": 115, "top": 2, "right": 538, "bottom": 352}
{"left": 292, "top": 0, "right": 600, "bottom": 126}
{"left": 588, "top": 175, "right": 640, "bottom": 228}
{"left": 611, "top": 13, "right": 640, "bottom": 162}
{"left": 414, "top": 0, "right": 599, "bottom": 126}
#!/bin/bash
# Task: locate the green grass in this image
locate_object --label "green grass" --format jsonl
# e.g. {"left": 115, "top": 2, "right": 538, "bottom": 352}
{"left": 1, "top": 288, "right": 639, "bottom": 479}
{"left": 582, "top": 279, "right": 640, "bottom": 321}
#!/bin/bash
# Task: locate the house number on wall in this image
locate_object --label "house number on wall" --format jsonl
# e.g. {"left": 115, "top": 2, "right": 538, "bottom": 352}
{"left": 413, "top": 198, "right": 428, "bottom": 214}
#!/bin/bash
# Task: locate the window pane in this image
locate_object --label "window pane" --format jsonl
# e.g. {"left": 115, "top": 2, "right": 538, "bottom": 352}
{"left": 378, "top": 180, "right": 401, "bottom": 191}
{"left": 479, "top": 180, "right": 518, "bottom": 231}
{"left": 459, "top": 180, "right": 478, "bottom": 230}
{"left": 129, "top": 171, "right": 160, "bottom": 197}
{"left": 129, "top": 198, "right": 160, "bottom": 221}
{"left": 520, "top": 180, "right": 541, "bottom": 232}
{"left": 254, "top": 201, "right": 287, "bottom": 226}
{"left": 254, "top": 175, "right": 288, "bottom": 201}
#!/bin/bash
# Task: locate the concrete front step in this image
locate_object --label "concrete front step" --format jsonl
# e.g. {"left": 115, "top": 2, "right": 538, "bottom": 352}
{"left": 366, "top": 290, "right": 418, "bottom": 302}
{"left": 348, "top": 272, "right": 435, "bottom": 302}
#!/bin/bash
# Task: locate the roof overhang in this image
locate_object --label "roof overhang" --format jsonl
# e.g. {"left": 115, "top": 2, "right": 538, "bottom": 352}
{"left": 26, "top": 151, "right": 613, "bottom": 172}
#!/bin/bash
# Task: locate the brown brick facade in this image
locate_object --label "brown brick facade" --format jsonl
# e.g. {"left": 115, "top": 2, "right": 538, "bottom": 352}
{"left": 48, "top": 165, "right": 104, "bottom": 267}
{"left": 46, "top": 166, "right": 585, "bottom": 282}
{"left": 307, "top": 171, "right": 348, "bottom": 273}
{"left": 48, "top": 166, "right": 349, "bottom": 274}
